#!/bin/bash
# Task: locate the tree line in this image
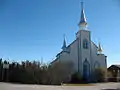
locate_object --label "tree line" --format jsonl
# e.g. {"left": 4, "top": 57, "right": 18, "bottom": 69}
{"left": 0, "top": 58, "right": 108, "bottom": 85}
{"left": 0, "top": 59, "right": 75, "bottom": 85}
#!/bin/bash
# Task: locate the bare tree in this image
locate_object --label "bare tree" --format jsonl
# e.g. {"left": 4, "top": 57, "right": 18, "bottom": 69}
{"left": 48, "top": 60, "right": 74, "bottom": 84}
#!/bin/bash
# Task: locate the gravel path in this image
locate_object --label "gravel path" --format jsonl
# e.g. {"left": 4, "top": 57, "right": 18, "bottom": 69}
{"left": 0, "top": 82, "right": 120, "bottom": 90}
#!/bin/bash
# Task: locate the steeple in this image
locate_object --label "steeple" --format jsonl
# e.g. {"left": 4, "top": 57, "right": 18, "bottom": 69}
{"left": 78, "top": 2, "right": 88, "bottom": 30}
{"left": 61, "top": 34, "right": 67, "bottom": 51}
{"left": 97, "top": 42, "right": 103, "bottom": 54}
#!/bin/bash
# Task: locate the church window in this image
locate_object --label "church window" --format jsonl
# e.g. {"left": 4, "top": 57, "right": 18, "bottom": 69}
{"left": 94, "top": 61, "right": 100, "bottom": 69}
{"left": 83, "top": 39, "right": 88, "bottom": 49}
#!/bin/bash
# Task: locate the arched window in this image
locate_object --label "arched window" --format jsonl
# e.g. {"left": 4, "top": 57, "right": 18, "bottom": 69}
{"left": 83, "top": 39, "right": 88, "bottom": 49}
{"left": 94, "top": 61, "right": 100, "bottom": 69}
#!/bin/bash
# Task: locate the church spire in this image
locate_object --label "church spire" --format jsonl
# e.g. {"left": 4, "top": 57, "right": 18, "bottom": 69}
{"left": 62, "top": 34, "right": 67, "bottom": 51}
{"left": 97, "top": 42, "right": 103, "bottom": 54}
{"left": 78, "top": 2, "right": 87, "bottom": 30}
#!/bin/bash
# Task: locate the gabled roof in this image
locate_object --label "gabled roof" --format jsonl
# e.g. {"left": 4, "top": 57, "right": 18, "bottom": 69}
{"left": 113, "top": 65, "right": 120, "bottom": 68}
{"left": 56, "top": 39, "right": 77, "bottom": 57}
{"left": 91, "top": 41, "right": 98, "bottom": 48}
{"left": 108, "top": 65, "right": 120, "bottom": 69}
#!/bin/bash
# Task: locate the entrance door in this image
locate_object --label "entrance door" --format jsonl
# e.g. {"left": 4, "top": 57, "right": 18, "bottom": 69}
{"left": 83, "top": 59, "right": 90, "bottom": 79}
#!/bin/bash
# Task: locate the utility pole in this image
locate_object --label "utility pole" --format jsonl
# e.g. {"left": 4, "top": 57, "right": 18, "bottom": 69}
{"left": 2, "top": 66, "right": 4, "bottom": 81}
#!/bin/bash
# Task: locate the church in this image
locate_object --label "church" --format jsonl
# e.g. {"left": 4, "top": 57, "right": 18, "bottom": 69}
{"left": 52, "top": 2, "right": 107, "bottom": 81}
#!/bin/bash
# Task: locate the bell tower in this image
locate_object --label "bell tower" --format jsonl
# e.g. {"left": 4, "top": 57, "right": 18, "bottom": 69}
{"left": 76, "top": 2, "right": 91, "bottom": 80}
{"left": 76, "top": 2, "right": 88, "bottom": 38}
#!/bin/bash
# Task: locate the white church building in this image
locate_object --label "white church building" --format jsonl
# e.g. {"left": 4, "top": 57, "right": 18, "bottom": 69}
{"left": 52, "top": 2, "right": 107, "bottom": 81}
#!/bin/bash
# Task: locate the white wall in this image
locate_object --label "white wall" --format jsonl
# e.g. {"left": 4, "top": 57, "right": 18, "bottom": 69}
{"left": 97, "top": 54, "right": 107, "bottom": 69}
{"left": 91, "top": 41, "right": 98, "bottom": 71}
{"left": 91, "top": 41, "right": 107, "bottom": 71}
{"left": 59, "top": 52, "right": 69, "bottom": 61}
{"left": 69, "top": 40, "right": 79, "bottom": 72}
{"left": 56, "top": 39, "right": 79, "bottom": 73}
{"left": 79, "top": 30, "right": 91, "bottom": 74}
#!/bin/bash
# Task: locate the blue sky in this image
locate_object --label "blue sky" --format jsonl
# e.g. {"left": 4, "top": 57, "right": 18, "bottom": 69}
{"left": 0, "top": 0, "right": 120, "bottom": 66}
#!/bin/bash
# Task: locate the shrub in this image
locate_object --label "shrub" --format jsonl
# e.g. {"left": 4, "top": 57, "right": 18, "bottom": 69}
{"left": 93, "top": 68, "right": 106, "bottom": 82}
{"left": 70, "top": 72, "right": 82, "bottom": 83}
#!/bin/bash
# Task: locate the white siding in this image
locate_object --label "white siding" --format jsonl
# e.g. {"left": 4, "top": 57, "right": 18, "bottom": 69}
{"left": 97, "top": 54, "right": 107, "bottom": 69}
{"left": 91, "top": 41, "right": 98, "bottom": 71}
{"left": 79, "top": 30, "right": 91, "bottom": 74}
{"left": 59, "top": 52, "right": 69, "bottom": 61}
{"left": 91, "top": 41, "right": 107, "bottom": 72}
{"left": 69, "top": 40, "right": 79, "bottom": 72}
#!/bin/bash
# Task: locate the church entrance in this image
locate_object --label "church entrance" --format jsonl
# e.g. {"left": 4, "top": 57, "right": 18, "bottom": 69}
{"left": 83, "top": 59, "right": 90, "bottom": 80}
